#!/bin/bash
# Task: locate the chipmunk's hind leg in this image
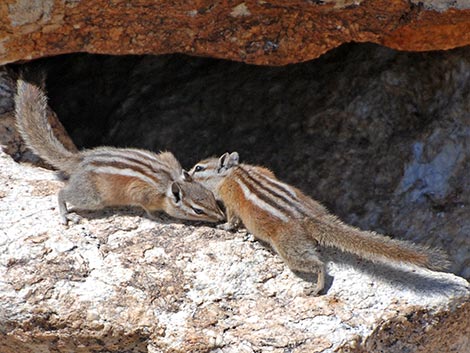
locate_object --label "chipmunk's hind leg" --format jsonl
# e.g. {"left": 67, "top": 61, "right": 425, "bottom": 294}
{"left": 58, "top": 189, "right": 81, "bottom": 224}
{"left": 58, "top": 172, "right": 103, "bottom": 224}
{"left": 273, "top": 231, "right": 326, "bottom": 296}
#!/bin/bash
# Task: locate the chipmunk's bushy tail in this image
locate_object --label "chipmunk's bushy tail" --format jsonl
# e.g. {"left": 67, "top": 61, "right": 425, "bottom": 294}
{"left": 15, "top": 79, "right": 80, "bottom": 174}
{"left": 306, "top": 216, "right": 449, "bottom": 271}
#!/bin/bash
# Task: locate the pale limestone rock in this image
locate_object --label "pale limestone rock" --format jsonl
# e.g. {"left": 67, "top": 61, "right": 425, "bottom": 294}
{"left": 0, "top": 150, "right": 469, "bottom": 352}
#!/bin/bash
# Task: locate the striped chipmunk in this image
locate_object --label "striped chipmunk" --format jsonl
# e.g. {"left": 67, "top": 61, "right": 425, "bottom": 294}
{"left": 15, "top": 79, "right": 225, "bottom": 224}
{"left": 189, "top": 152, "right": 449, "bottom": 295}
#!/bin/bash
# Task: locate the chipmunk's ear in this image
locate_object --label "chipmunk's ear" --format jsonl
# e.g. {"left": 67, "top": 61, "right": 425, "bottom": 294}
{"left": 218, "top": 152, "right": 230, "bottom": 171}
{"left": 219, "top": 151, "right": 239, "bottom": 171}
{"left": 171, "top": 182, "right": 183, "bottom": 203}
{"left": 227, "top": 152, "right": 239, "bottom": 168}
{"left": 182, "top": 170, "right": 193, "bottom": 182}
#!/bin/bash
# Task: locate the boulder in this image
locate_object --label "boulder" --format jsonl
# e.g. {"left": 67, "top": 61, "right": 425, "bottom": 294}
{"left": 0, "top": 150, "right": 469, "bottom": 352}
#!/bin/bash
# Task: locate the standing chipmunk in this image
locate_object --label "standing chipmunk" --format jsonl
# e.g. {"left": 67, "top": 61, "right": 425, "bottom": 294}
{"left": 15, "top": 79, "right": 225, "bottom": 224}
{"left": 189, "top": 152, "right": 449, "bottom": 294}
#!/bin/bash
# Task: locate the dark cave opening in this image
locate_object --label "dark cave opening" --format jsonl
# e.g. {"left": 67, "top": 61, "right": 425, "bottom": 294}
{"left": 8, "top": 43, "right": 470, "bottom": 276}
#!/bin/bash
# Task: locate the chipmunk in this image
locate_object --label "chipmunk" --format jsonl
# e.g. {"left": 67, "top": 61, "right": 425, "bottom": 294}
{"left": 15, "top": 79, "right": 225, "bottom": 224}
{"left": 189, "top": 152, "right": 449, "bottom": 295}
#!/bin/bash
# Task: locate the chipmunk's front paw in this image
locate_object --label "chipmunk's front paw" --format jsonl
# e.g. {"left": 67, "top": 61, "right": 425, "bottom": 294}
{"left": 217, "top": 222, "right": 237, "bottom": 231}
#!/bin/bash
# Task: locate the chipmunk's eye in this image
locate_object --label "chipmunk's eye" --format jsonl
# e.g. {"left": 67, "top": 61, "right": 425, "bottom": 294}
{"left": 192, "top": 207, "right": 205, "bottom": 215}
{"left": 194, "top": 165, "right": 205, "bottom": 172}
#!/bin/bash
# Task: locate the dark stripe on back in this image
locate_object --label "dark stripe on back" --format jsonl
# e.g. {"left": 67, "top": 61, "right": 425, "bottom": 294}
{"left": 251, "top": 168, "right": 311, "bottom": 217}
{"left": 236, "top": 166, "right": 309, "bottom": 218}
{"left": 88, "top": 160, "right": 163, "bottom": 185}
{"left": 88, "top": 151, "right": 174, "bottom": 181}
{"left": 235, "top": 167, "right": 299, "bottom": 219}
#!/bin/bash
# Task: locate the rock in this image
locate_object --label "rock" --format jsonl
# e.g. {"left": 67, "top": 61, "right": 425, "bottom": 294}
{"left": 2, "top": 1, "right": 470, "bottom": 351}
{"left": 0, "top": 0, "right": 470, "bottom": 65}
{"left": 0, "top": 149, "right": 469, "bottom": 352}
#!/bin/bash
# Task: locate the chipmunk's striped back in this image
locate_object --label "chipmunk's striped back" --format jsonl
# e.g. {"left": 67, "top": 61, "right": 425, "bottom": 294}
{"left": 190, "top": 153, "right": 329, "bottom": 221}
{"left": 83, "top": 148, "right": 183, "bottom": 194}
{"left": 230, "top": 165, "right": 308, "bottom": 222}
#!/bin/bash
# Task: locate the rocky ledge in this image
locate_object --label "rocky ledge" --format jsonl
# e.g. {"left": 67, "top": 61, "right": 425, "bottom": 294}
{"left": 0, "top": 151, "right": 469, "bottom": 352}
{"left": 1, "top": 0, "right": 470, "bottom": 65}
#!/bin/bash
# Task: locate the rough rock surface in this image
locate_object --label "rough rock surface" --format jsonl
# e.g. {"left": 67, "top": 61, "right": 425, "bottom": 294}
{"left": 4, "top": 43, "right": 470, "bottom": 279}
{"left": 1, "top": 0, "right": 470, "bottom": 66}
{"left": 0, "top": 150, "right": 469, "bottom": 352}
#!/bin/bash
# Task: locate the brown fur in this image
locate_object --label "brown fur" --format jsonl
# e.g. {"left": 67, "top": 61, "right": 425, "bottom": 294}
{"left": 191, "top": 154, "right": 450, "bottom": 295}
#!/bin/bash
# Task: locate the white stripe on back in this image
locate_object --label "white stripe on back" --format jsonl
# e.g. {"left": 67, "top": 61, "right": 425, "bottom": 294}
{"left": 236, "top": 179, "right": 289, "bottom": 222}
{"left": 85, "top": 153, "right": 176, "bottom": 181}
{"left": 249, "top": 168, "right": 312, "bottom": 217}
{"left": 92, "top": 166, "right": 161, "bottom": 188}
{"left": 252, "top": 169, "right": 298, "bottom": 198}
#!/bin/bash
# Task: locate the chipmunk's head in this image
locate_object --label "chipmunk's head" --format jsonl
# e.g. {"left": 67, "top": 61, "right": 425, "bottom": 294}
{"left": 164, "top": 179, "right": 225, "bottom": 222}
{"left": 189, "top": 152, "right": 239, "bottom": 194}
